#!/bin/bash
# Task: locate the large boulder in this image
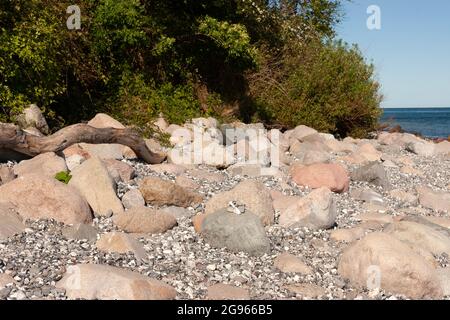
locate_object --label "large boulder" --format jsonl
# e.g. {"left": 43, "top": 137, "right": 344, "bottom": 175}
{"left": 384, "top": 221, "right": 450, "bottom": 257}
{"left": 0, "top": 174, "right": 92, "bottom": 224}
{"left": 69, "top": 157, "right": 123, "bottom": 217}
{"left": 56, "top": 264, "right": 176, "bottom": 300}
{"left": 14, "top": 152, "right": 67, "bottom": 178}
{"left": 278, "top": 187, "right": 336, "bottom": 229}
{"left": 338, "top": 233, "right": 442, "bottom": 299}
{"left": 416, "top": 186, "right": 450, "bottom": 213}
{"left": 290, "top": 163, "right": 350, "bottom": 193}
{"left": 201, "top": 209, "right": 270, "bottom": 256}
{"left": 139, "top": 177, "right": 203, "bottom": 208}
{"left": 204, "top": 180, "right": 274, "bottom": 226}
{"left": 113, "top": 207, "right": 177, "bottom": 234}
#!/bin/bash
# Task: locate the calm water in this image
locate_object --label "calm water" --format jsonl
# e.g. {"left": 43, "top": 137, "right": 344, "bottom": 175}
{"left": 380, "top": 107, "right": 450, "bottom": 138}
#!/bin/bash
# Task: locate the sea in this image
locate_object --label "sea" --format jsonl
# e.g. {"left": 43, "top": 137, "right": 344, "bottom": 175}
{"left": 380, "top": 107, "right": 450, "bottom": 138}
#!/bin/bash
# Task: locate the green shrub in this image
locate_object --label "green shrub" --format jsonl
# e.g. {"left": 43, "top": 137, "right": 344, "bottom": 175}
{"left": 247, "top": 40, "right": 382, "bottom": 138}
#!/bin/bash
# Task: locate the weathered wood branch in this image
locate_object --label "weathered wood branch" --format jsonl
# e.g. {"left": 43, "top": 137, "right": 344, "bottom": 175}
{"left": 0, "top": 123, "right": 166, "bottom": 164}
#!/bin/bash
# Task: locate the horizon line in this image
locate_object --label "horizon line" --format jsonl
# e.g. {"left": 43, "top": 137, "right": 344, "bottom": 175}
{"left": 381, "top": 106, "right": 450, "bottom": 109}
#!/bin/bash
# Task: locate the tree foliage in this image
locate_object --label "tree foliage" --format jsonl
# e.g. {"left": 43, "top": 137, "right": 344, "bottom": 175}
{"left": 0, "top": 0, "right": 382, "bottom": 137}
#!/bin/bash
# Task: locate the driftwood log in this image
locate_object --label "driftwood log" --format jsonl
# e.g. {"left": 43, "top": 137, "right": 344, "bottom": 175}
{"left": 0, "top": 123, "right": 166, "bottom": 164}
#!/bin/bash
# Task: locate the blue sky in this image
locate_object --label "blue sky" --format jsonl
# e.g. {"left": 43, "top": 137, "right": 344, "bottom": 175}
{"left": 336, "top": 0, "right": 450, "bottom": 108}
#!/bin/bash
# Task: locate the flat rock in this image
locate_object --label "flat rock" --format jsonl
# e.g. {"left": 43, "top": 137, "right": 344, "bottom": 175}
{"left": 274, "top": 253, "right": 312, "bottom": 275}
{"left": 290, "top": 163, "right": 349, "bottom": 193}
{"left": 0, "top": 174, "right": 92, "bottom": 224}
{"left": 69, "top": 157, "right": 124, "bottom": 217}
{"left": 338, "top": 233, "right": 442, "bottom": 299}
{"left": 207, "top": 284, "right": 250, "bottom": 300}
{"left": 113, "top": 207, "right": 177, "bottom": 234}
{"left": 279, "top": 187, "right": 336, "bottom": 230}
{"left": 204, "top": 180, "right": 274, "bottom": 226}
{"left": 14, "top": 152, "right": 67, "bottom": 178}
{"left": 96, "top": 232, "right": 146, "bottom": 261}
{"left": 56, "top": 264, "right": 176, "bottom": 300}
{"left": 139, "top": 177, "right": 203, "bottom": 207}
{"left": 201, "top": 209, "right": 270, "bottom": 256}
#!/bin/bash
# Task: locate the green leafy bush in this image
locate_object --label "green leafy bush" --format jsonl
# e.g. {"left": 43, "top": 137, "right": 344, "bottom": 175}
{"left": 247, "top": 40, "right": 383, "bottom": 137}
{"left": 0, "top": 0, "right": 382, "bottom": 139}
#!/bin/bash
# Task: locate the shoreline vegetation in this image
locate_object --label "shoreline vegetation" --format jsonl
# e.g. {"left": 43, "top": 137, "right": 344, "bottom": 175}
{"left": 1, "top": 0, "right": 381, "bottom": 139}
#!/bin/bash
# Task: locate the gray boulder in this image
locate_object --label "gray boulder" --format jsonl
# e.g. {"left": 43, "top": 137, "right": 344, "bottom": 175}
{"left": 201, "top": 209, "right": 270, "bottom": 256}
{"left": 351, "top": 162, "right": 391, "bottom": 189}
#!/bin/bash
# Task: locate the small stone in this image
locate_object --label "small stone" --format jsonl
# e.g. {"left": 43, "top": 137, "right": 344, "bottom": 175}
{"left": 62, "top": 224, "right": 98, "bottom": 242}
{"left": 121, "top": 189, "right": 145, "bottom": 210}
{"left": 139, "top": 177, "right": 203, "bottom": 208}
{"left": 113, "top": 207, "right": 177, "bottom": 234}
{"left": 274, "top": 253, "right": 312, "bottom": 275}
{"left": 96, "top": 232, "right": 147, "bottom": 261}
{"left": 207, "top": 284, "right": 250, "bottom": 300}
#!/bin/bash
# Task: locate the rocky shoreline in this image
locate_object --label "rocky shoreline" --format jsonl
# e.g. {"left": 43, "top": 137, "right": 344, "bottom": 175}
{"left": 1, "top": 109, "right": 450, "bottom": 300}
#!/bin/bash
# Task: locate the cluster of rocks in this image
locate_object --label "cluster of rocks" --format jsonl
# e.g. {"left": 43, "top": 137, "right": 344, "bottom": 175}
{"left": 1, "top": 107, "right": 450, "bottom": 300}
